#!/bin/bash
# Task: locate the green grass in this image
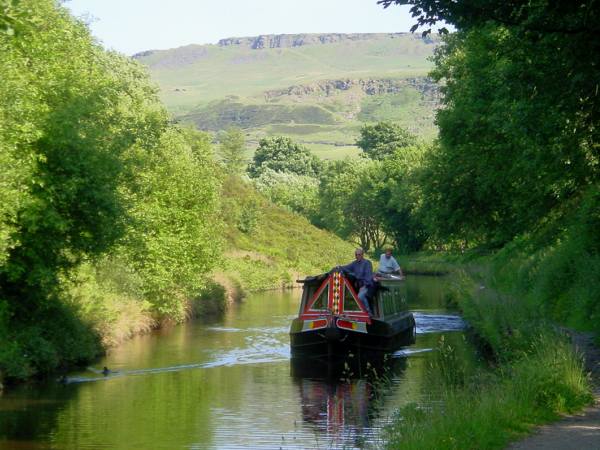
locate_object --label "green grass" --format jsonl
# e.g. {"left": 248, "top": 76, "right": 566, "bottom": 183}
{"left": 395, "top": 253, "right": 456, "bottom": 275}
{"left": 182, "top": 100, "right": 337, "bottom": 130}
{"left": 267, "top": 124, "right": 330, "bottom": 135}
{"left": 386, "top": 337, "right": 591, "bottom": 450}
{"left": 303, "top": 143, "right": 361, "bottom": 160}
{"left": 218, "top": 175, "right": 355, "bottom": 292}
{"left": 379, "top": 243, "right": 598, "bottom": 449}
{"left": 358, "top": 91, "right": 439, "bottom": 139}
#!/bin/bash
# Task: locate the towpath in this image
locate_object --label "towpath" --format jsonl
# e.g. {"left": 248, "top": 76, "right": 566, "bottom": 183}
{"left": 507, "top": 332, "right": 600, "bottom": 450}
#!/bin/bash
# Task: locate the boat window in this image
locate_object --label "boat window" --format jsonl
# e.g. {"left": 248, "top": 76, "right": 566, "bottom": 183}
{"left": 342, "top": 285, "right": 362, "bottom": 312}
{"left": 309, "top": 285, "right": 328, "bottom": 311}
{"left": 302, "top": 285, "right": 316, "bottom": 308}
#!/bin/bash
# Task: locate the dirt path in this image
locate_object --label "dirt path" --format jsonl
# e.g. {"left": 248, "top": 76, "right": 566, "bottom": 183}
{"left": 507, "top": 332, "right": 600, "bottom": 450}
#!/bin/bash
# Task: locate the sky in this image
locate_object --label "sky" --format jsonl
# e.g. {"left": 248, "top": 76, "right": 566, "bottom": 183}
{"left": 64, "top": 0, "right": 419, "bottom": 55}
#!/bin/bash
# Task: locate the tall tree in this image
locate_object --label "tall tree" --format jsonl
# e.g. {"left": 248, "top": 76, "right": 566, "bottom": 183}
{"left": 0, "top": 0, "right": 167, "bottom": 310}
{"left": 318, "top": 160, "right": 387, "bottom": 252}
{"left": 218, "top": 127, "right": 246, "bottom": 174}
{"left": 378, "top": 145, "right": 429, "bottom": 252}
{"left": 381, "top": 0, "right": 600, "bottom": 246}
{"left": 0, "top": 0, "right": 223, "bottom": 378}
{"left": 119, "top": 128, "right": 222, "bottom": 319}
{"left": 252, "top": 168, "right": 320, "bottom": 219}
{"left": 378, "top": 0, "right": 600, "bottom": 35}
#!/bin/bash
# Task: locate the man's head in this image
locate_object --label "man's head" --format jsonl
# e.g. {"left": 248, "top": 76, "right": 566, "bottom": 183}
{"left": 385, "top": 247, "right": 393, "bottom": 258}
{"left": 354, "top": 248, "right": 364, "bottom": 261}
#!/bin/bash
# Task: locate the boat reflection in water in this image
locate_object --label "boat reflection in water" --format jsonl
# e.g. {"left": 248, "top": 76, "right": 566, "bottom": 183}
{"left": 291, "top": 352, "right": 409, "bottom": 448}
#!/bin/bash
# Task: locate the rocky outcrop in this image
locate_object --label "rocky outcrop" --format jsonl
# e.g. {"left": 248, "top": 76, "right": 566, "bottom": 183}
{"left": 132, "top": 50, "right": 154, "bottom": 58}
{"left": 133, "top": 33, "right": 438, "bottom": 63}
{"left": 264, "top": 77, "right": 441, "bottom": 102}
{"left": 217, "top": 32, "right": 433, "bottom": 49}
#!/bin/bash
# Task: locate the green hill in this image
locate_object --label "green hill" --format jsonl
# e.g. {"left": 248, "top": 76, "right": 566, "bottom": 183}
{"left": 134, "top": 33, "right": 440, "bottom": 158}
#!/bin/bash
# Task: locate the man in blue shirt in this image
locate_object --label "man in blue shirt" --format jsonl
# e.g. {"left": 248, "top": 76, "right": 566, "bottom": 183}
{"left": 341, "top": 248, "right": 374, "bottom": 315}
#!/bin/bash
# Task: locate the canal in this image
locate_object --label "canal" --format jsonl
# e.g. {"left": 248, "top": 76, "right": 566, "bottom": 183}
{"left": 0, "top": 275, "right": 468, "bottom": 449}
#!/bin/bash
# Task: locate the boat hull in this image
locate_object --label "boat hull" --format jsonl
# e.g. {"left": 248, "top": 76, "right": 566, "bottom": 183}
{"left": 290, "top": 313, "right": 415, "bottom": 358}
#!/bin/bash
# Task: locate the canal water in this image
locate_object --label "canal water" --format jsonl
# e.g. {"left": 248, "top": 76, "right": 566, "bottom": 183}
{"left": 0, "top": 276, "right": 467, "bottom": 449}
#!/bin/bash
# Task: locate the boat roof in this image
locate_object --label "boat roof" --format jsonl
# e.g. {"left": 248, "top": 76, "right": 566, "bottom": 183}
{"left": 297, "top": 270, "right": 360, "bottom": 286}
{"left": 297, "top": 271, "right": 404, "bottom": 286}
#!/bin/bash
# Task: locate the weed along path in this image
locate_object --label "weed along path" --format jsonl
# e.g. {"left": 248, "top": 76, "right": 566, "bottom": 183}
{"left": 507, "top": 332, "right": 600, "bottom": 450}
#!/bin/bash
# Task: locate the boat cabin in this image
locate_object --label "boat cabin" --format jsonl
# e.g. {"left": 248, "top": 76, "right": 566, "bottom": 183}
{"left": 297, "top": 271, "right": 408, "bottom": 322}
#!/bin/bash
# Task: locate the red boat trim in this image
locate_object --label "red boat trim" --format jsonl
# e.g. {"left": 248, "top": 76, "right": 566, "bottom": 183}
{"left": 300, "top": 271, "right": 371, "bottom": 324}
{"left": 301, "top": 318, "right": 328, "bottom": 331}
{"left": 304, "top": 277, "right": 330, "bottom": 313}
{"left": 337, "top": 319, "right": 354, "bottom": 329}
{"left": 336, "top": 319, "right": 368, "bottom": 333}
{"left": 341, "top": 276, "right": 371, "bottom": 323}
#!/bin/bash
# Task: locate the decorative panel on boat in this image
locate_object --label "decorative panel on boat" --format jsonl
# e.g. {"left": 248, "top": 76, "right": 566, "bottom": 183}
{"left": 309, "top": 285, "right": 329, "bottom": 311}
{"left": 342, "top": 285, "right": 362, "bottom": 311}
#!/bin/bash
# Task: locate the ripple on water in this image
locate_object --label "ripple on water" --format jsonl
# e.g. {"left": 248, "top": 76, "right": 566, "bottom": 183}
{"left": 414, "top": 312, "right": 465, "bottom": 334}
{"left": 391, "top": 347, "right": 434, "bottom": 358}
{"left": 65, "top": 314, "right": 463, "bottom": 385}
{"left": 65, "top": 327, "right": 291, "bottom": 384}
{"left": 206, "top": 325, "right": 291, "bottom": 334}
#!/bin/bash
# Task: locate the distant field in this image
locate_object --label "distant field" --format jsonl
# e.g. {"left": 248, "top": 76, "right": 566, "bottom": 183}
{"left": 304, "top": 143, "right": 361, "bottom": 160}
{"left": 136, "top": 33, "right": 441, "bottom": 158}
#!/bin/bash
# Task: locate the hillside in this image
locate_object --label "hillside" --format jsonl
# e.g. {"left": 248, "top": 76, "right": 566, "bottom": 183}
{"left": 216, "top": 175, "right": 356, "bottom": 293}
{"left": 134, "top": 33, "right": 441, "bottom": 158}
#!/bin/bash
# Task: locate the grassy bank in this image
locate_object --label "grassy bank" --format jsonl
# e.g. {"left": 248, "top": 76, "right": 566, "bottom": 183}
{"left": 386, "top": 335, "right": 590, "bottom": 449}
{"left": 216, "top": 175, "right": 355, "bottom": 294}
{"left": 64, "top": 260, "right": 230, "bottom": 350}
{"left": 384, "top": 253, "right": 594, "bottom": 449}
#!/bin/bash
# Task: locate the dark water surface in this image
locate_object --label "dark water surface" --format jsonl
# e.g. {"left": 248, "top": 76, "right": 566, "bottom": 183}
{"left": 0, "top": 276, "right": 467, "bottom": 449}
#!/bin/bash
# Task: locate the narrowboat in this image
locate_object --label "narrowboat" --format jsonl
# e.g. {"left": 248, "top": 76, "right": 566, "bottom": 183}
{"left": 290, "top": 269, "right": 415, "bottom": 358}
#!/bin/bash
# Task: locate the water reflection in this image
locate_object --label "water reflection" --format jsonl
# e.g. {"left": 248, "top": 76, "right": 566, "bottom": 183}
{"left": 291, "top": 353, "right": 409, "bottom": 448}
{"left": 298, "top": 379, "right": 373, "bottom": 448}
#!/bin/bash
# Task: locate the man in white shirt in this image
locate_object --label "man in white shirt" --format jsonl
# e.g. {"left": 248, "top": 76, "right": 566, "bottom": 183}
{"left": 377, "top": 247, "right": 404, "bottom": 277}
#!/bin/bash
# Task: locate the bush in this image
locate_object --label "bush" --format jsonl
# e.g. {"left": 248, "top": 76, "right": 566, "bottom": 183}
{"left": 192, "top": 281, "right": 227, "bottom": 317}
{"left": 252, "top": 168, "right": 320, "bottom": 218}
{"left": 247, "top": 136, "right": 322, "bottom": 178}
{"left": 237, "top": 198, "right": 261, "bottom": 234}
{"left": 1, "top": 300, "right": 101, "bottom": 380}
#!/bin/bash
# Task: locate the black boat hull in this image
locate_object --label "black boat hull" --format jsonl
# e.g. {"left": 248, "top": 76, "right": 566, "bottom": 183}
{"left": 290, "top": 313, "right": 415, "bottom": 358}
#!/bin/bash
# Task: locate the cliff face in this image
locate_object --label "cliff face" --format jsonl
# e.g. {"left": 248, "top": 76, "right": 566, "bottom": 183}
{"left": 264, "top": 78, "right": 440, "bottom": 103}
{"left": 217, "top": 32, "right": 434, "bottom": 49}
{"left": 132, "top": 32, "right": 438, "bottom": 66}
{"left": 182, "top": 76, "right": 441, "bottom": 132}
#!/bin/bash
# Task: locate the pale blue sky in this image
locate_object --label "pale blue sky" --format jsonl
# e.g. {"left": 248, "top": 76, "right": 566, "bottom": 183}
{"left": 64, "top": 0, "right": 419, "bottom": 55}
